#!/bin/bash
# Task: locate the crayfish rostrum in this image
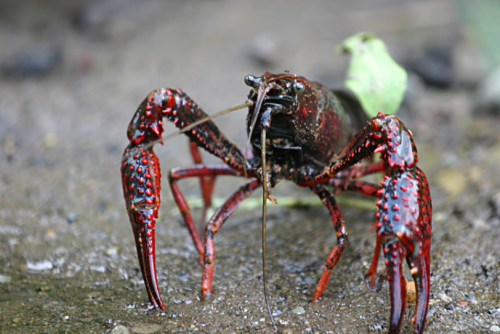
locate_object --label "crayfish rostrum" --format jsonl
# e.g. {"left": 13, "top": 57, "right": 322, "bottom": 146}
{"left": 121, "top": 71, "right": 432, "bottom": 333}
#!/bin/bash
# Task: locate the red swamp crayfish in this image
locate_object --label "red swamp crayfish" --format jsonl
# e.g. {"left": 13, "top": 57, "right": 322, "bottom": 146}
{"left": 121, "top": 71, "right": 432, "bottom": 333}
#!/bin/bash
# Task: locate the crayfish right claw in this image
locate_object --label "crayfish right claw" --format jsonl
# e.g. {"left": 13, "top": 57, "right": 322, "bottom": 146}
{"left": 376, "top": 167, "right": 432, "bottom": 334}
{"left": 385, "top": 241, "right": 408, "bottom": 333}
{"left": 407, "top": 248, "right": 430, "bottom": 334}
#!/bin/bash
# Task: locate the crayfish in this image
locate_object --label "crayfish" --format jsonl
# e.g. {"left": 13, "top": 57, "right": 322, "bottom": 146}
{"left": 121, "top": 71, "right": 432, "bottom": 333}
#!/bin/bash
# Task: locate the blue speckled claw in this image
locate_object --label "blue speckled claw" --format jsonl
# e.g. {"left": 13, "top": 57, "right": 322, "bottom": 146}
{"left": 376, "top": 166, "right": 432, "bottom": 334}
{"left": 122, "top": 144, "right": 165, "bottom": 311}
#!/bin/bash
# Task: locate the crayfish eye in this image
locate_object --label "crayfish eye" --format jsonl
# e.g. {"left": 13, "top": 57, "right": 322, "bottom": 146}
{"left": 244, "top": 75, "right": 260, "bottom": 88}
{"left": 293, "top": 81, "right": 305, "bottom": 93}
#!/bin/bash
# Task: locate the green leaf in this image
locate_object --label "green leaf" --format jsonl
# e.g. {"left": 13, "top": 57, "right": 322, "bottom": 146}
{"left": 337, "top": 32, "right": 407, "bottom": 117}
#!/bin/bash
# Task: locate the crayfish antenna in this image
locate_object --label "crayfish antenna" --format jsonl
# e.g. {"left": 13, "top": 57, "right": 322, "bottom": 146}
{"left": 245, "top": 85, "right": 271, "bottom": 180}
{"left": 260, "top": 128, "right": 277, "bottom": 330}
{"left": 165, "top": 102, "right": 251, "bottom": 141}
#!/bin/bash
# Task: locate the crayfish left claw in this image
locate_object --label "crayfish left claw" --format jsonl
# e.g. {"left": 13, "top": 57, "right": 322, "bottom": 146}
{"left": 376, "top": 167, "right": 432, "bottom": 334}
{"left": 131, "top": 208, "right": 164, "bottom": 311}
{"left": 122, "top": 144, "right": 165, "bottom": 311}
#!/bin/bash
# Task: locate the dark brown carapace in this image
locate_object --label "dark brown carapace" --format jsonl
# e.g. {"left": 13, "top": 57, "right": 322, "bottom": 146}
{"left": 121, "top": 72, "right": 432, "bottom": 334}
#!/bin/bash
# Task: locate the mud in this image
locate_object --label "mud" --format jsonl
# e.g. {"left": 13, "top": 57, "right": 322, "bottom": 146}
{"left": 0, "top": 1, "right": 499, "bottom": 333}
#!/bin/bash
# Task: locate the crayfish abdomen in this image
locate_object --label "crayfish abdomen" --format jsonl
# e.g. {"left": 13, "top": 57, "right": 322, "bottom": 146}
{"left": 122, "top": 71, "right": 432, "bottom": 334}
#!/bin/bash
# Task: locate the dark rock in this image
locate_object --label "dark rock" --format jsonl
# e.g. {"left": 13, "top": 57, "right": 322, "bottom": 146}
{"left": 490, "top": 193, "right": 500, "bottom": 217}
{"left": 409, "top": 44, "right": 456, "bottom": 88}
{"left": 250, "top": 34, "right": 281, "bottom": 66}
{"left": 2, "top": 46, "right": 62, "bottom": 78}
{"left": 66, "top": 212, "right": 77, "bottom": 224}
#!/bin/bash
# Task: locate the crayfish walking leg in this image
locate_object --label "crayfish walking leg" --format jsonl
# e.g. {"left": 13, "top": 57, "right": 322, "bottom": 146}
{"left": 200, "top": 179, "right": 261, "bottom": 299}
{"left": 310, "top": 184, "right": 348, "bottom": 302}
{"left": 168, "top": 164, "right": 243, "bottom": 262}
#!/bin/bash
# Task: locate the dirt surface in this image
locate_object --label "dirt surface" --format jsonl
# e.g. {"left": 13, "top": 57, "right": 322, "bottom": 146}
{"left": 1, "top": 1, "right": 499, "bottom": 333}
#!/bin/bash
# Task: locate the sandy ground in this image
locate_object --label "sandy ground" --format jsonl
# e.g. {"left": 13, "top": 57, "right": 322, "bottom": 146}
{"left": 0, "top": 0, "right": 499, "bottom": 333}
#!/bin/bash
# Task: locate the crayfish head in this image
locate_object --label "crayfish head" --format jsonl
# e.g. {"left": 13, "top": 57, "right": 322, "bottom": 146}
{"left": 244, "top": 72, "right": 310, "bottom": 166}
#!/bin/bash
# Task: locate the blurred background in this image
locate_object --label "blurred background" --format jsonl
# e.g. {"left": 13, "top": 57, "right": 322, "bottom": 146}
{"left": 0, "top": 0, "right": 499, "bottom": 333}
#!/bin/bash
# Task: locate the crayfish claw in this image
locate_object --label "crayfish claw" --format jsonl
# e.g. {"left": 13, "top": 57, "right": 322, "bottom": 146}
{"left": 376, "top": 166, "right": 432, "bottom": 333}
{"left": 407, "top": 250, "right": 430, "bottom": 334}
{"left": 122, "top": 144, "right": 165, "bottom": 311}
{"left": 130, "top": 208, "right": 165, "bottom": 312}
{"left": 132, "top": 213, "right": 165, "bottom": 311}
{"left": 385, "top": 241, "right": 407, "bottom": 334}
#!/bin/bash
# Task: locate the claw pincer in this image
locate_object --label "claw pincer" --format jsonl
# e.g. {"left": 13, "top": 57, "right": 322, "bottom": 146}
{"left": 122, "top": 88, "right": 247, "bottom": 312}
{"left": 371, "top": 113, "right": 432, "bottom": 333}
{"left": 122, "top": 144, "right": 164, "bottom": 311}
{"left": 122, "top": 90, "right": 169, "bottom": 311}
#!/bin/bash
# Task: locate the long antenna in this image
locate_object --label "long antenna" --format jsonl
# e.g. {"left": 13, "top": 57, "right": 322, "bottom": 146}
{"left": 261, "top": 128, "right": 276, "bottom": 330}
{"left": 165, "top": 102, "right": 251, "bottom": 140}
{"left": 244, "top": 85, "right": 271, "bottom": 180}
{"left": 122, "top": 102, "right": 251, "bottom": 165}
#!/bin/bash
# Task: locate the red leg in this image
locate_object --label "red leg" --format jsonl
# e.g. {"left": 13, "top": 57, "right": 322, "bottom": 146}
{"left": 200, "top": 179, "right": 261, "bottom": 299}
{"left": 328, "top": 179, "right": 381, "bottom": 197}
{"left": 365, "top": 236, "right": 381, "bottom": 288}
{"left": 168, "top": 164, "right": 242, "bottom": 258}
{"left": 189, "top": 141, "right": 216, "bottom": 233}
{"left": 310, "top": 184, "right": 348, "bottom": 302}
{"left": 336, "top": 160, "right": 385, "bottom": 179}
{"left": 328, "top": 179, "right": 384, "bottom": 285}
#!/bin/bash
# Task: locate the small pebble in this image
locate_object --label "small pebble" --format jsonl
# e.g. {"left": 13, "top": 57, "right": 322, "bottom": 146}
{"left": 439, "top": 293, "right": 452, "bottom": 303}
{"left": 0, "top": 274, "right": 11, "bottom": 283}
{"left": 490, "top": 325, "right": 500, "bottom": 332}
{"left": 407, "top": 280, "right": 416, "bottom": 303}
{"left": 105, "top": 247, "right": 119, "bottom": 257}
{"left": 67, "top": 212, "right": 77, "bottom": 223}
{"left": 90, "top": 265, "right": 106, "bottom": 273}
{"left": 87, "top": 291, "right": 102, "bottom": 299}
{"left": 27, "top": 260, "right": 53, "bottom": 271}
{"left": 272, "top": 308, "right": 282, "bottom": 316}
{"left": 111, "top": 324, "right": 131, "bottom": 334}
{"left": 43, "top": 133, "right": 58, "bottom": 148}
{"left": 292, "top": 306, "right": 305, "bottom": 315}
